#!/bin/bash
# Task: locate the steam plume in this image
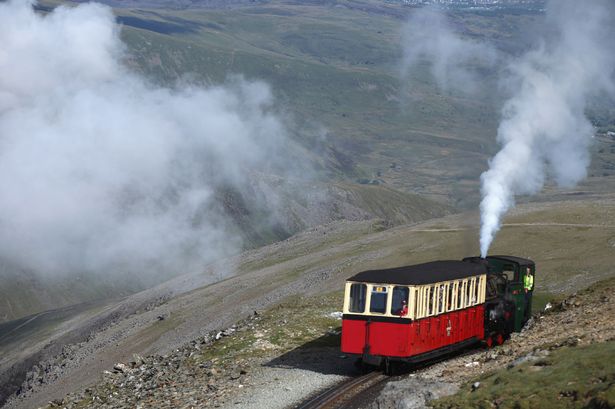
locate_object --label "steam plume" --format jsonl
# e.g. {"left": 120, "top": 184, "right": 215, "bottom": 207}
{"left": 402, "top": 7, "right": 497, "bottom": 94}
{"left": 0, "top": 0, "right": 294, "bottom": 277}
{"left": 480, "top": 0, "right": 615, "bottom": 257}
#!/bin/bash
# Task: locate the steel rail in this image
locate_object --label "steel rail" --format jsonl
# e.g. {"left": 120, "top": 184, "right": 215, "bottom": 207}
{"left": 295, "top": 344, "right": 485, "bottom": 409}
{"left": 296, "top": 371, "right": 388, "bottom": 409}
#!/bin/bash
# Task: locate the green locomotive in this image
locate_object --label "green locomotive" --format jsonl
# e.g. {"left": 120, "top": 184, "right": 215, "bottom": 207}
{"left": 464, "top": 255, "right": 535, "bottom": 344}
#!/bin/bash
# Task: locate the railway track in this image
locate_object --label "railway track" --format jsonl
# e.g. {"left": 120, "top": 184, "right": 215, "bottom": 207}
{"left": 296, "top": 371, "right": 388, "bottom": 409}
{"left": 296, "top": 345, "right": 484, "bottom": 409}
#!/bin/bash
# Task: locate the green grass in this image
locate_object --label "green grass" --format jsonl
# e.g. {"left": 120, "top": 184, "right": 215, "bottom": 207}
{"left": 192, "top": 291, "right": 343, "bottom": 363}
{"left": 432, "top": 341, "right": 615, "bottom": 409}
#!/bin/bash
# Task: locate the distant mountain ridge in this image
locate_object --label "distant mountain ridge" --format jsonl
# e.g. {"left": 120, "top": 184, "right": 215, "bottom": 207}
{"left": 70, "top": 0, "right": 268, "bottom": 9}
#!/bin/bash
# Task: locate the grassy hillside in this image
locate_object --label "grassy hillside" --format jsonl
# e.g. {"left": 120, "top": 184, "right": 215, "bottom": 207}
{"left": 3, "top": 198, "right": 614, "bottom": 408}
{"left": 112, "top": 2, "right": 503, "bottom": 205}
{"left": 432, "top": 277, "right": 615, "bottom": 409}
{"left": 434, "top": 341, "right": 615, "bottom": 409}
{"left": 17, "top": 199, "right": 614, "bottom": 409}
{"left": 44, "top": 0, "right": 614, "bottom": 207}
{"left": 113, "top": 2, "right": 615, "bottom": 206}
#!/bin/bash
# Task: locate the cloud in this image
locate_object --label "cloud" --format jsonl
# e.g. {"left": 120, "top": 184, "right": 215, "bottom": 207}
{"left": 479, "top": 0, "right": 615, "bottom": 256}
{"left": 0, "top": 0, "right": 295, "bottom": 277}
{"left": 401, "top": 7, "right": 497, "bottom": 94}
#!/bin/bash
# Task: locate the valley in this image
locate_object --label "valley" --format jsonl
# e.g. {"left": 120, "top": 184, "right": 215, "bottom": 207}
{"left": 1, "top": 1, "right": 614, "bottom": 408}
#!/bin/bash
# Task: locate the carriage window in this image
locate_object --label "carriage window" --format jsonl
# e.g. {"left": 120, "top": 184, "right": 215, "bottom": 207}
{"left": 369, "top": 285, "right": 388, "bottom": 314}
{"left": 503, "top": 270, "right": 515, "bottom": 282}
{"left": 466, "top": 279, "right": 473, "bottom": 307}
{"left": 447, "top": 283, "right": 454, "bottom": 311}
{"left": 426, "top": 286, "right": 433, "bottom": 315}
{"left": 430, "top": 285, "right": 436, "bottom": 315}
{"left": 457, "top": 281, "right": 464, "bottom": 309}
{"left": 496, "top": 274, "right": 507, "bottom": 294}
{"left": 486, "top": 276, "right": 498, "bottom": 299}
{"left": 438, "top": 284, "right": 446, "bottom": 313}
{"left": 348, "top": 283, "right": 367, "bottom": 313}
{"left": 474, "top": 277, "right": 480, "bottom": 303}
{"left": 390, "top": 286, "right": 409, "bottom": 315}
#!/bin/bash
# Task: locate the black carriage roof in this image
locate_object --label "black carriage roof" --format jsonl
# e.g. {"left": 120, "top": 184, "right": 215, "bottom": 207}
{"left": 347, "top": 260, "right": 488, "bottom": 285}
{"left": 487, "top": 255, "right": 534, "bottom": 267}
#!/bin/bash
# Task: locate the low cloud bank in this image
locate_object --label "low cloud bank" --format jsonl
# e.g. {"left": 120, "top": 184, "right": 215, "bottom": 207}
{"left": 402, "top": 7, "right": 497, "bottom": 94}
{"left": 0, "top": 0, "right": 299, "bottom": 278}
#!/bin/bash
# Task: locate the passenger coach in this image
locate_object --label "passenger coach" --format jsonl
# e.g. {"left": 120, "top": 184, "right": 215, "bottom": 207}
{"left": 341, "top": 256, "right": 535, "bottom": 373}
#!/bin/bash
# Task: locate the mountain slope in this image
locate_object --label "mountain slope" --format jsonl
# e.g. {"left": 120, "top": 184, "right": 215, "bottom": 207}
{"left": 2, "top": 197, "right": 614, "bottom": 408}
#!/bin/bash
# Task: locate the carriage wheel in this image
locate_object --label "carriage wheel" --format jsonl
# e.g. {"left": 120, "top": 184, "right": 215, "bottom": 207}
{"left": 496, "top": 333, "right": 505, "bottom": 345}
{"left": 485, "top": 334, "right": 494, "bottom": 348}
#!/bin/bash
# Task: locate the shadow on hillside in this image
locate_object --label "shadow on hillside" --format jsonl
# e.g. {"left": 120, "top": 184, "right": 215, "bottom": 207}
{"left": 264, "top": 332, "right": 360, "bottom": 376}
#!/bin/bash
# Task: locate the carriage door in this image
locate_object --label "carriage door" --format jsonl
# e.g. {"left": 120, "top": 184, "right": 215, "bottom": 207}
{"left": 390, "top": 286, "right": 410, "bottom": 355}
{"left": 503, "top": 265, "right": 525, "bottom": 332}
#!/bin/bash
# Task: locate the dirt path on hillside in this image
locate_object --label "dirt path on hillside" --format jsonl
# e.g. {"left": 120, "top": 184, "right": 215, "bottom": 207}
{"left": 413, "top": 222, "right": 615, "bottom": 232}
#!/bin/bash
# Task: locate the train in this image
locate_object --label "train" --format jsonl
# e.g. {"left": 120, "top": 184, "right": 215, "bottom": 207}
{"left": 340, "top": 255, "right": 535, "bottom": 373}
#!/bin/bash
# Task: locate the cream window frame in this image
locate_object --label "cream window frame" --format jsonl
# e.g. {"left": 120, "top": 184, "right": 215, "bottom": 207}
{"left": 428, "top": 285, "right": 436, "bottom": 316}
{"left": 424, "top": 286, "right": 429, "bottom": 318}
{"left": 423, "top": 285, "right": 428, "bottom": 317}
{"left": 446, "top": 283, "right": 454, "bottom": 312}
{"left": 452, "top": 281, "right": 459, "bottom": 310}
{"left": 466, "top": 277, "right": 474, "bottom": 306}
{"left": 408, "top": 287, "right": 416, "bottom": 320}
{"left": 421, "top": 285, "right": 426, "bottom": 317}
{"left": 472, "top": 277, "right": 479, "bottom": 305}
{"left": 435, "top": 284, "right": 441, "bottom": 315}
{"left": 414, "top": 286, "right": 421, "bottom": 318}
{"left": 420, "top": 285, "right": 429, "bottom": 318}
{"left": 343, "top": 282, "right": 351, "bottom": 314}
{"left": 431, "top": 285, "right": 436, "bottom": 316}
{"left": 467, "top": 278, "right": 473, "bottom": 307}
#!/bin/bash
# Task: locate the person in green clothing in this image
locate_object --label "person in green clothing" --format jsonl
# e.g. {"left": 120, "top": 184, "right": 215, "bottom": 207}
{"left": 523, "top": 267, "right": 534, "bottom": 319}
{"left": 523, "top": 268, "right": 534, "bottom": 293}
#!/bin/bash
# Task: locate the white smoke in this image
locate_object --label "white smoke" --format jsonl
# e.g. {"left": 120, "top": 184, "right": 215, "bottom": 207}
{"left": 402, "top": 7, "right": 497, "bottom": 94}
{"left": 479, "top": 0, "right": 615, "bottom": 257}
{"left": 0, "top": 0, "right": 293, "bottom": 277}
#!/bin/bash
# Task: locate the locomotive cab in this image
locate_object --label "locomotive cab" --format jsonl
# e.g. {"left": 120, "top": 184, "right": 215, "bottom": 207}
{"left": 465, "top": 255, "right": 536, "bottom": 336}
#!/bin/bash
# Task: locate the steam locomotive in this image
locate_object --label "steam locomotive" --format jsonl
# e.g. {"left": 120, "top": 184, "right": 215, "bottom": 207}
{"left": 340, "top": 255, "right": 535, "bottom": 373}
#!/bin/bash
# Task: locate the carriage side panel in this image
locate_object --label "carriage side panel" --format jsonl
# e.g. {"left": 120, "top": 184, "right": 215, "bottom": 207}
{"left": 341, "top": 318, "right": 367, "bottom": 354}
